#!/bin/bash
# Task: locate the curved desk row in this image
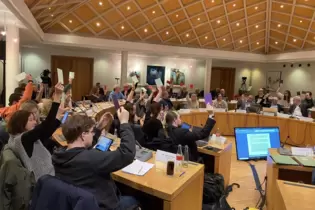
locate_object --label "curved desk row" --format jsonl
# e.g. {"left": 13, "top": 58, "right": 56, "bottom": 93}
{"left": 180, "top": 111, "right": 315, "bottom": 146}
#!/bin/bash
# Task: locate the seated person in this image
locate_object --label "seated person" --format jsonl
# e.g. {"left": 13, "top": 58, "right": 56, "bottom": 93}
{"left": 142, "top": 102, "right": 163, "bottom": 142}
{"left": 220, "top": 89, "right": 227, "bottom": 101}
{"left": 289, "top": 96, "right": 308, "bottom": 117}
{"left": 177, "top": 86, "right": 188, "bottom": 99}
{"left": 237, "top": 94, "right": 254, "bottom": 110}
{"left": 269, "top": 97, "right": 283, "bottom": 113}
{"left": 161, "top": 89, "right": 173, "bottom": 109}
{"left": 186, "top": 93, "right": 199, "bottom": 109}
{"left": 160, "top": 111, "right": 216, "bottom": 161}
{"left": 302, "top": 91, "right": 314, "bottom": 109}
{"left": 52, "top": 107, "right": 138, "bottom": 210}
{"left": 276, "top": 89, "right": 293, "bottom": 108}
{"left": 108, "top": 85, "right": 125, "bottom": 101}
{"left": 212, "top": 94, "right": 227, "bottom": 109}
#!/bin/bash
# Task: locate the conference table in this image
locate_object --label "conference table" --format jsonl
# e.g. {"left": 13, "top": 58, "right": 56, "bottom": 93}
{"left": 180, "top": 110, "right": 315, "bottom": 146}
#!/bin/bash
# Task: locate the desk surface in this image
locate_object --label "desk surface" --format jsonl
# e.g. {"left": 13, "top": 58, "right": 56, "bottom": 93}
{"left": 276, "top": 180, "right": 315, "bottom": 210}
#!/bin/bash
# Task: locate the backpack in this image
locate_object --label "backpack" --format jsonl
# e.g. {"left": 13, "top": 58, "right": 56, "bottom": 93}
{"left": 203, "top": 173, "right": 235, "bottom": 210}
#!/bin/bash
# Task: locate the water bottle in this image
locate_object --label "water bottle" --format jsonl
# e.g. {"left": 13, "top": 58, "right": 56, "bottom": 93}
{"left": 176, "top": 145, "right": 183, "bottom": 172}
{"left": 183, "top": 145, "right": 189, "bottom": 168}
{"left": 215, "top": 128, "right": 221, "bottom": 137}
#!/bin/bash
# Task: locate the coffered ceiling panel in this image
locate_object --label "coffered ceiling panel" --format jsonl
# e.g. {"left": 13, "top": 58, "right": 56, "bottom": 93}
{"left": 24, "top": 0, "right": 315, "bottom": 54}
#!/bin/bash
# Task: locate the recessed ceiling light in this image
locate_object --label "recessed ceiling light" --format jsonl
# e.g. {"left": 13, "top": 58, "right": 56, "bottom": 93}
{"left": 186, "top": 33, "right": 189, "bottom": 37}
{"left": 152, "top": 10, "right": 155, "bottom": 14}
{"left": 190, "top": 65, "right": 192, "bottom": 68}
{"left": 99, "top": 1, "right": 103, "bottom": 6}
{"left": 217, "top": 20, "right": 221, "bottom": 24}
{"left": 293, "top": 39, "right": 297, "bottom": 42}
{"left": 127, "top": 6, "right": 130, "bottom": 10}
{"left": 121, "top": 25, "right": 124, "bottom": 30}
{"left": 257, "top": 42, "right": 259, "bottom": 45}
{"left": 255, "top": 6, "right": 258, "bottom": 10}
{"left": 51, "top": 14, "right": 54, "bottom": 17}
{"left": 255, "top": 25, "right": 259, "bottom": 28}
{"left": 13, "top": 38, "right": 18, "bottom": 43}
{"left": 166, "top": 31, "right": 169, "bottom": 35}
{"left": 69, "top": 20, "right": 72, "bottom": 23}
{"left": 275, "top": 41, "right": 278, "bottom": 44}
{"left": 236, "top": 22, "right": 240, "bottom": 26}
{"left": 0, "top": 31, "right": 6, "bottom": 36}
{"left": 197, "top": 17, "right": 201, "bottom": 21}
{"left": 96, "top": 22, "right": 100, "bottom": 27}
{"left": 278, "top": 24, "right": 281, "bottom": 27}
{"left": 233, "top": 4, "right": 236, "bottom": 7}
{"left": 223, "top": 38, "right": 226, "bottom": 41}
{"left": 144, "top": 28, "right": 148, "bottom": 33}
{"left": 240, "top": 40, "right": 243, "bottom": 43}
{"left": 176, "top": 14, "right": 179, "bottom": 18}
{"left": 205, "top": 36, "right": 208, "bottom": 39}
{"left": 300, "top": 20, "right": 303, "bottom": 23}
{"left": 280, "top": 5, "right": 284, "bottom": 8}
{"left": 212, "top": 0, "right": 215, "bottom": 3}
{"left": 48, "top": 7, "right": 51, "bottom": 10}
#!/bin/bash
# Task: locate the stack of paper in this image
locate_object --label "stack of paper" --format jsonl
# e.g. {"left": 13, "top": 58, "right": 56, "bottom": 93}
{"left": 122, "top": 160, "right": 154, "bottom": 176}
{"left": 271, "top": 155, "right": 299, "bottom": 165}
{"left": 291, "top": 147, "right": 314, "bottom": 157}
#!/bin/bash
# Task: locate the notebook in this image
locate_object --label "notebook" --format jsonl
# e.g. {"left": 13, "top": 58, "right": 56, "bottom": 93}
{"left": 122, "top": 160, "right": 154, "bottom": 176}
{"left": 295, "top": 156, "right": 315, "bottom": 167}
{"left": 271, "top": 155, "right": 299, "bottom": 165}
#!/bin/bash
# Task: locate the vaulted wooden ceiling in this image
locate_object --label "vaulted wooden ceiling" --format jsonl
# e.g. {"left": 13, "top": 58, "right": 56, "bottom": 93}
{"left": 24, "top": 0, "right": 315, "bottom": 54}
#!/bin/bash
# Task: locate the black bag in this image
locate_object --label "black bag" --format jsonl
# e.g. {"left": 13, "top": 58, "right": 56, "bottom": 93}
{"left": 203, "top": 173, "right": 235, "bottom": 210}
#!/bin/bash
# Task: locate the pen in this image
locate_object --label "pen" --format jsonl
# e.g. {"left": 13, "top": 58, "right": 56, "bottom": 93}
{"left": 179, "top": 171, "right": 185, "bottom": 177}
{"left": 138, "top": 166, "right": 143, "bottom": 175}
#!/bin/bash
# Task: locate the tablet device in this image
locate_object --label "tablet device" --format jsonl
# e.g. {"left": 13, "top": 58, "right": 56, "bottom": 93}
{"left": 112, "top": 95, "right": 120, "bottom": 110}
{"left": 95, "top": 136, "right": 113, "bottom": 152}
{"left": 61, "top": 112, "right": 69, "bottom": 124}
{"left": 181, "top": 123, "right": 191, "bottom": 130}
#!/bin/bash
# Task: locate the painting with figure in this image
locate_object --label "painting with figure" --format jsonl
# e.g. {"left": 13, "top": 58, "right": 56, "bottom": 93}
{"left": 266, "top": 71, "right": 282, "bottom": 91}
{"left": 146, "top": 65, "right": 165, "bottom": 85}
{"left": 170, "top": 68, "right": 185, "bottom": 85}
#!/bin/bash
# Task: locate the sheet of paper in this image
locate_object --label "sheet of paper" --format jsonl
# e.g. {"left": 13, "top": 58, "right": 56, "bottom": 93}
{"left": 291, "top": 147, "right": 314, "bottom": 157}
{"left": 131, "top": 76, "right": 138, "bottom": 83}
{"left": 236, "top": 109, "right": 246, "bottom": 113}
{"left": 15, "top": 72, "right": 27, "bottom": 82}
{"left": 69, "top": 72, "right": 75, "bottom": 79}
{"left": 122, "top": 160, "right": 154, "bottom": 176}
{"left": 213, "top": 108, "right": 226, "bottom": 113}
{"left": 263, "top": 112, "right": 275, "bottom": 116}
{"left": 57, "top": 68, "right": 64, "bottom": 84}
{"left": 247, "top": 86, "right": 252, "bottom": 91}
{"left": 141, "top": 87, "right": 147, "bottom": 92}
{"left": 35, "top": 76, "right": 42, "bottom": 84}
{"left": 154, "top": 78, "right": 163, "bottom": 87}
{"left": 155, "top": 150, "right": 176, "bottom": 163}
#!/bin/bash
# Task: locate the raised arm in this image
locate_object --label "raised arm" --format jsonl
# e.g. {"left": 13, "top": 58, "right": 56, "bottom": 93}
{"left": 21, "top": 83, "right": 64, "bottom": 157}
{"left": 153, "top": 86, "right": 163, "bottom": 102}
{"left": 35, "top": 83, "right": 44, "bottom": 103}
{"left": 126, "top": 83, "right": 135, "bottom": 102}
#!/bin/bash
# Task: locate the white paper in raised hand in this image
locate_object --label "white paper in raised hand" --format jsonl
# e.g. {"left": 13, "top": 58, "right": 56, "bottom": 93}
{"left": 154, "top": 78, "right": 163, "bottom": 87}
{"left": 15, "top": 72, "right": 27, "bottom": 82}
{"left": 122, "top": 160, "right": 154, "bottom": 176}
{"left": 131, "top": 76, "right": 138, "bottom": 83}
{"left": 35, "top": 76, "right": 42, "bottom": 84}
{"left": 69, "top": 72, "right": 75, "bottom": 79}
{"left": 57, "top": 68, "right": 64, "bottom": 84}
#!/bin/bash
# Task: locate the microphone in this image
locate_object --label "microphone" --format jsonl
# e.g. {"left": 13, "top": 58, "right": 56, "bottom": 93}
{"left": 278, "top": 135, "right": 291, "bottom": 155}
{"left": 135, "top": 140, "right": 142, "bottom": 149}
{"left": 281, "top": 135, "right": 290, "bottom": 148}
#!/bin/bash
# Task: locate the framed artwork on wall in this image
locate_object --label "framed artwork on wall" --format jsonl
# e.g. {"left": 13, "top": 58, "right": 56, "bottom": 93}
{"left": 170, "top": 68, "right": 185, "bottom": 85}
{"left": 266, "top": 71, "right": 282, "bottom": 91}
{"left": 146, "top": 65, "right": 165, "bottom": 85}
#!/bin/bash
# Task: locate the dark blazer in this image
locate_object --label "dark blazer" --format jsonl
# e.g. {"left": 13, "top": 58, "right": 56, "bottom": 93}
{"left": 159, "top": 118, "right": 216, "bottom": 161}
{"left": 30, "top": 175, "right": 99, "bottom": 210}
{"left": 288, "top": 104, "right": 308, "bottom": 117}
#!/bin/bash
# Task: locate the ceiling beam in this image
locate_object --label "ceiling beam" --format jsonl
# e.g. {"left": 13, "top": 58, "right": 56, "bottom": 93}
{"left": 222, "top": 0, "right": 236, "bottom": 50}
{"left": 243, "top": 0, "right": 252, "bottom": 52}
{"left": 301, "top": 11, "right": 315, "bottom": 49}
{"left": 31, "top": 0, "right": 84, "bottom": 11}
{"left": 265, "top": 0, "right": 271, "bottom": 54}
{"left": 282, "top": 0, "right": 296, "bottom": 51}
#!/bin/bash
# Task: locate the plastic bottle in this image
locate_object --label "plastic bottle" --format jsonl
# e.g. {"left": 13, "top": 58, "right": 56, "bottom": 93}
{"left": 215, "top": 128, "right": 221, "bottom": 137}
{"left": 176, "top": 144, "right": 183, "bottom": 172}
{"left": 183, "top": 145, "right": 189, "bottom": 168}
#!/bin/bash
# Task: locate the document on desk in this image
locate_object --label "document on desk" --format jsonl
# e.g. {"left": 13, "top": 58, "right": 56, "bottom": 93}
{"left": 291, "top": 147, "right": 314, "bottom": 157}
{"left": 295, "top": 156, "right": 315, "bottom": 167}
{"left": 122, "top": 160, "right": 154, "bottom": 176}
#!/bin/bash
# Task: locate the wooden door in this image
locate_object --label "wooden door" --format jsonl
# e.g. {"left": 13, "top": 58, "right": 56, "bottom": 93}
{"left": 51, "top": 56, "right": 93, "bottom": 101}
{"left": 211, "top": 67, "right": 235, "bottom": 100}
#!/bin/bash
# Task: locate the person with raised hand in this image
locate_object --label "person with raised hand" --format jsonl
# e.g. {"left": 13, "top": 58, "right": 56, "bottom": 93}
{"left": 52, "top": 107, "right": 138, "bottom": 210}
{"left": 7, "top": 83, "right": 65, "bottom": 180}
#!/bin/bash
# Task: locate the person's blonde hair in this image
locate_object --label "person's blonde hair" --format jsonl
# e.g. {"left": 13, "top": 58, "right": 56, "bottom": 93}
{"left": 39, "top": 99, "right": 53, "bottom": 117}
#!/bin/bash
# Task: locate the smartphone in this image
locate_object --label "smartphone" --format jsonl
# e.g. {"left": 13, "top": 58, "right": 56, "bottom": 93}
{"left": 61, "top": 112, "right": 69, "bottom": 124}
{"left": 95, "top": 136, "right": 113, "bottom": 152}
{"left": 181, "top": 123, "right": 191, "bottom": 130}
{"left": 112, "top": 95, "right": 120, "bottom": 110}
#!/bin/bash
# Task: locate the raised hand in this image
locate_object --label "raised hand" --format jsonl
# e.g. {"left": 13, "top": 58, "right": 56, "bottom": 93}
{"left": 117, "top": 107, "right": 129, "bottom": 124}
{"left": 26, "top": 74, "right": 32, "bottom": 81}
{"left": 96, "top": 112, "right": 114, "bottom": 130}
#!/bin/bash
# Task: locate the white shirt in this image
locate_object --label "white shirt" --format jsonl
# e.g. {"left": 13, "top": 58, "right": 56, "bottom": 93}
{"left": 293, "top": 106, "right": 302, "bottom": 117}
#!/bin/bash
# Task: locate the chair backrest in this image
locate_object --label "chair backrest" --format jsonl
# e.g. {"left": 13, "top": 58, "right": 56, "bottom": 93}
{"left": 246, "top": 104, "right": 261, "bottom": 114}
{"left": 132, "top": 124, "right": 145, "bottom": 146}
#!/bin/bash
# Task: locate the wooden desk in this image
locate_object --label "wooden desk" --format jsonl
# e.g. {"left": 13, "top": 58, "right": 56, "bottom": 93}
{"left": 273, "top": 180, "right": 315, "bottom": 210}
{"left": 266, "top": 149, "right": 314, "bottom": 210}
{"left": 206, "top": 111, "right": 315, "bottom": 146}
{"left": 198, "top": 140, "right": 232, "bottom": 187}
{"left": 113, "top": 154, "right": 204, "bottom": 210}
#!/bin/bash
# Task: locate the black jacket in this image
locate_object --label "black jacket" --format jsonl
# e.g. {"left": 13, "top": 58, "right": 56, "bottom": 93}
{"left": 52, "top": 124, "right": 136, "bottom": 210}
{"left": 289, "top": 104, "right": 308, "bottom": 117}
{"left": 159, "top": 118, "right": 216, "bottom": 161}
{"left": 30, "top": 175, "right": 99, "bottom": 210}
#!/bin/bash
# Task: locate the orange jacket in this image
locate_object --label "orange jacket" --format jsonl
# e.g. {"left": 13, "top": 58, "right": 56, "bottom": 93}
{"left": 0, "top": 82, "right": 33, "bottom": 121}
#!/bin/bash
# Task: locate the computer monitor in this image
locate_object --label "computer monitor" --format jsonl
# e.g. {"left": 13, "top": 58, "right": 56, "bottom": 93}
{"left": 234, "top": 127, "right": 281, "bottom": 160}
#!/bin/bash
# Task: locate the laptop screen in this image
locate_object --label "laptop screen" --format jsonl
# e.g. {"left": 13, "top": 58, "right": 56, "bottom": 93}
{"left": 234, "top": 127, "right": 281, "bottom": 160}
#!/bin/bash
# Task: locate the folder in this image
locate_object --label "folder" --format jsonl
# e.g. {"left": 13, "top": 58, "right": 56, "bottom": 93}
{"left": 295, "top": 156, "right": 315, "bottom": 167}
{"left": 271, "top": 155, "right": 299, "bottom": 165}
